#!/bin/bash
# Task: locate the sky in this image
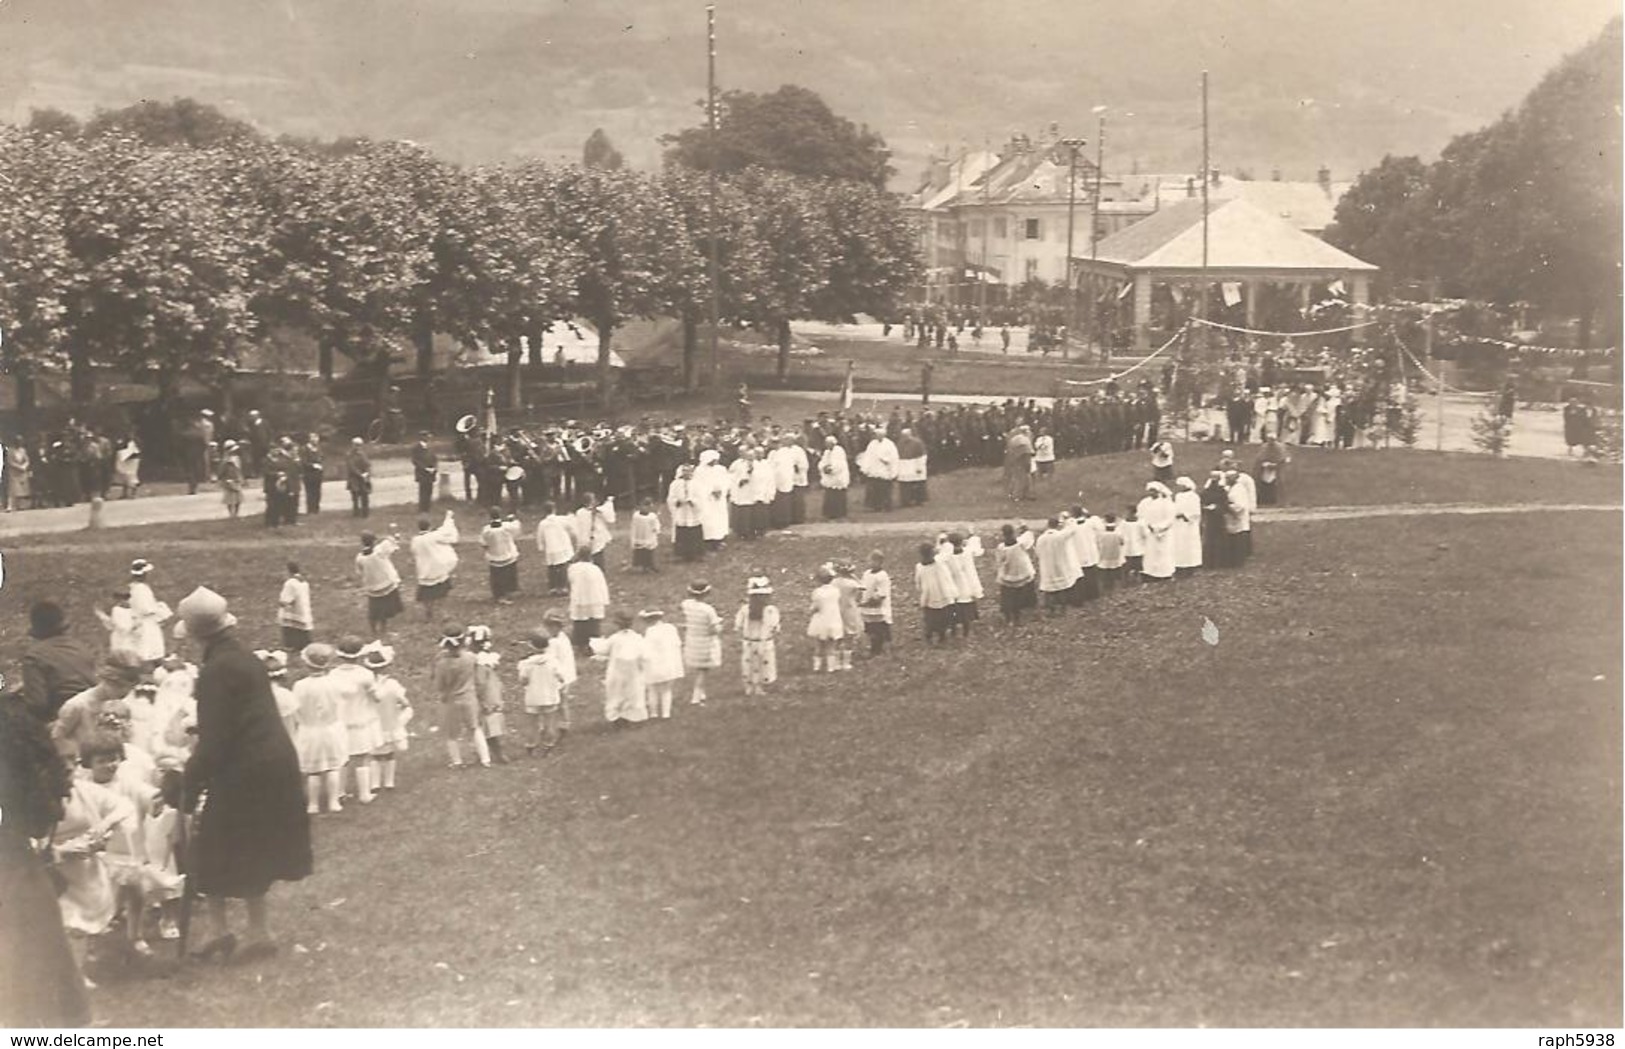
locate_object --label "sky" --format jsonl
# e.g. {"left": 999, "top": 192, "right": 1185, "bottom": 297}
{"left": 0, "top": 0, "right": 1617, "bottom": 183}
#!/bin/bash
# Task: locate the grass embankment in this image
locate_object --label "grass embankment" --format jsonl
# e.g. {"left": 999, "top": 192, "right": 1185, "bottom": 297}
{"left": 4, "top": 486, "right": 1618, "bottom": 1026}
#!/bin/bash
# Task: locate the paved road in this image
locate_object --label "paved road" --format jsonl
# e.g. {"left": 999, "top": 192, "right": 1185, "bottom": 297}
{"left": 0, "top": 456, "right": 426, "bottom": 540}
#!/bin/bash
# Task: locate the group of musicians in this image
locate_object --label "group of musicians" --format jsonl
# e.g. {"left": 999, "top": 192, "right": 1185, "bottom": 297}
{"left": 418, "top": 386, "right": 1165, "bottom": 515}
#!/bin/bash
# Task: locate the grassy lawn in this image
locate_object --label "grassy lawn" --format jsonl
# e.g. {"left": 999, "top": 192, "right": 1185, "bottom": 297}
{"left": 3, "top": 497, "right": 1618, "bottom": 1026}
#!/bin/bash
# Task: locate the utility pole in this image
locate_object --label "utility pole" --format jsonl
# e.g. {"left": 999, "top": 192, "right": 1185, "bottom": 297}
{"left": 1425, "top": 279, "right": 1443, "bottom": 451}
{"left": 1196, "top": 70, "right": 1210, "bottom": 356}
{"left": 1059, "top": 136, "right": 1087, "bottom": 362}
{"left": 1087, "top": 112, "right": 1105, "bottom": 361}
{"left": 977, "top": 137, "right": 990, "bottom": 331}
{"left": 706, "top": 5, "right": 721, "bottom": 387}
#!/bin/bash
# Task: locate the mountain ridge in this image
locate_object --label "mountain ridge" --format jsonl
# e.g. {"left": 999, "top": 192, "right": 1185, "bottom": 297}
{"left": 0, "top": 0, "right": 1615, "bottom": 184}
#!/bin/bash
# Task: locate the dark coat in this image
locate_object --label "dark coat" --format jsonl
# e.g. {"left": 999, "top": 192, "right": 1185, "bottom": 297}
{"left": 20, "top": 636, "right": 97, "bottom": 724}
{"left": 185, "top": 630, "right": 312, "bottom": 898}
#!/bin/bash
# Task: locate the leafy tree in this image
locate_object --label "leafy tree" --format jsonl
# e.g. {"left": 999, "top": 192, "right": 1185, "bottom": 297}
{"left": 83, "top": 97, "right": 263, "bottom": 149}
{"left": 0, "top": 128, "right": 75, "bottom": 427}
{"left": 809, "top": 178, "right": 922, "bottom": 325}
{"left": 731, "top": 169, "right": 836, "bottom": 380}
{"left": 533, "top": 166, "right": 701, "bottom": 405}
{"left": 438, "top": 165, "right": 582, "bottom": 408}
{"left": 227, "top": 140, "right": 431, "bottom": 404}
{"left": 1325, "top": 155, "right": 1429, "bottom": 283}
{"left": 25, "top": 108, "right": 81, "bottom": 139}
{"left": 657, "top": 168, "right": 768, "bottom": 389}
{"left": 51, "top": 136, "right": 260, "bottom": 411}
{"left": 1330, "top": 19, "right": 1621, "bottom": 344}
{"left": 663, "top": 85, "right": 893, "bottom": 188}
{"left": 582, "top": 128, "right": 625, "bottom": 171}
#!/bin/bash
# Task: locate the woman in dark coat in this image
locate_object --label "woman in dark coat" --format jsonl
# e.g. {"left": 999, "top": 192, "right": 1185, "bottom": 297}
{"left": 0, "top": 696, "right": 92, "bottom": 1027}
{"left": 178, "top": 588, "right": 312, "bottom": 964}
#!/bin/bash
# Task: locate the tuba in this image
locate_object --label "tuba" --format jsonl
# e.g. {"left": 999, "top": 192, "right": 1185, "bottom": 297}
{"left": 455, "top": 414, "right": 478, "bottom": 435}
{"left": 573, "top": 435, "right": 595, "bottom": 457}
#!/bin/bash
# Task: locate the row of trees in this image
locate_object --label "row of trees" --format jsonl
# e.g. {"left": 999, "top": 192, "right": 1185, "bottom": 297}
{"left": 1326, "top": 18, "right": 1622, "bottom": 347}
{"left": 0, "top": 98, "right": 920, "bottom": 428}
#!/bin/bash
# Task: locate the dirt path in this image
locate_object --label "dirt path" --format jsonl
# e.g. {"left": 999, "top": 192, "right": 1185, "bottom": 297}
{"left": 5, "top": 502, "right": 1617, "bottom": 557}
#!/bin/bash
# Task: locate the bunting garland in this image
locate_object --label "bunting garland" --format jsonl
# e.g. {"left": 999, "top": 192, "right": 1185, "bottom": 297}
{"left": 1060, "top": 324, "right": 1188, "bottom": 387}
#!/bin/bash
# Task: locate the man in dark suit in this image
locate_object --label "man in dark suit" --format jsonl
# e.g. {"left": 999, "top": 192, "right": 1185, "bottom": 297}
{"left": 411, "top": 432, "right": 438, "bottom": 513}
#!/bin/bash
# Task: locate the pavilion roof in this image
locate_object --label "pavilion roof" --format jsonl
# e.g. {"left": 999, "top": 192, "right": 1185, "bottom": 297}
{"left": 1081, "top": 197, "right": 1377, "bottom": 273}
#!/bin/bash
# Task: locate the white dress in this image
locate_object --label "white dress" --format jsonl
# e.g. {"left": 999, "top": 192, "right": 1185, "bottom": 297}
{"left": 642, "top": 622, "right": 685, "bottom": 685}
{"left": 53, "top": 778, "right": 135, "bottom": 935}
{"left": 592, "top": 630, "right": 649, "bottom": 722}
{"left": 128, "top": 581, "right": 170, "bottom": 661}
{"left": 806, "top": 582, "right": 845, "bottom": 641}
{"left": 97, "top": 605, "right": 140, "bottom": 655}
{"left": 114, "top": 441, "right": 142, "bottom": 489}
{"left": 1137, "top": 496, "right": 1177, "bottom": 579}
{"left": 1171, "top": 491, "right": 1203, "bottom": 569}
{"left": 147, "top": 666, "right": 197, "bottom": 765}
{"left": 329, "top": 663, "right": 383, "bottom": 757}
{"left": 293, "top": 674, "right": 350, "bottom": 774}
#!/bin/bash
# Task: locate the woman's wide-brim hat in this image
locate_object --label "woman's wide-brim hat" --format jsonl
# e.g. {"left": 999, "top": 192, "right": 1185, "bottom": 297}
{"left": 175, "top": 586, "right": 238, "bottom": 639}
{"left": 98, "top": 648, "right": 146, "bottom": 684}
{"left": 746, "top": 575, "right": 774, "bottom": 596}
{"left": 361, "top": 643, "right": 395, "bottom": 669}
{"left": 687, "top": 580, "right": 712, "bottom": 597}
{"left": 336, "top": 635, "right": 366, "bottom": 659}
{"left": 254, "top": 649, "right": 290, "bottom": 675}
{"left": 301, "top": 642, "right": 338, "bottom": 670}
{"left": 129, "top": 558, "right": 154, "bottom": 577}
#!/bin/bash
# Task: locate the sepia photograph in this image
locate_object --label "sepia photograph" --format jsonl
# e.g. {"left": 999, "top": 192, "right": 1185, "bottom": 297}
{"left": 0, "top": 0, "right": 1619, "bottom": 1032}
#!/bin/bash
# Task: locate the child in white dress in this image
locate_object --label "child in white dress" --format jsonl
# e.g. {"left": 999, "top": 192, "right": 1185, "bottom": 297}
{"left": 517, "top": 628, "right": 565, "bottom": 754}
{"left": 543, "top": 610, "right": 578, "bottom": 736}
{"left": 53, "top": 735, "right": 138, "bottom": 983}
{"left": 736, "top": 576, "right": 780, "bottom": 696}
{"left": 806, "top": 566, "right": 845, "bottom": 673}
{"left": 257, "top": 649, "right": 299, "bottom": 738}
{"left": 293, "top": 644, "right": 348, "bottom": 814}
{"left": 364, "top": 644, "right": 411, "bottom": 790}
{"left": 590, "top": 611, "right": 649, "bottom": 726}
{"left": 639, "top": 609, "right": 685, "bottom": 719}
{"left": 95, "top": 588, "right": 140, "bottom": 656}
{"left": 330, "top": 636, "right": 382, "bottom": 803}
{"left": 81, "top": 729, "right": 173, "bottom": 959}
{"left": 832, "top": 562, "right": 864, "bottom": 671}
{"left": 468, "top": 625, "right": 509, "bottom": 763}
{"left": 126, "top": 559, "right": 171, "bottom": 665}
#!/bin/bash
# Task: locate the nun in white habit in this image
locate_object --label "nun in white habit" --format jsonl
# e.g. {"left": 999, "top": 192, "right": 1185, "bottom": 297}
{"left": 1136, "top": 482, "right": 1177, "bottom": 581}
{"left": 1171, "top": 476, "right": 1204, "bottom": 573}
